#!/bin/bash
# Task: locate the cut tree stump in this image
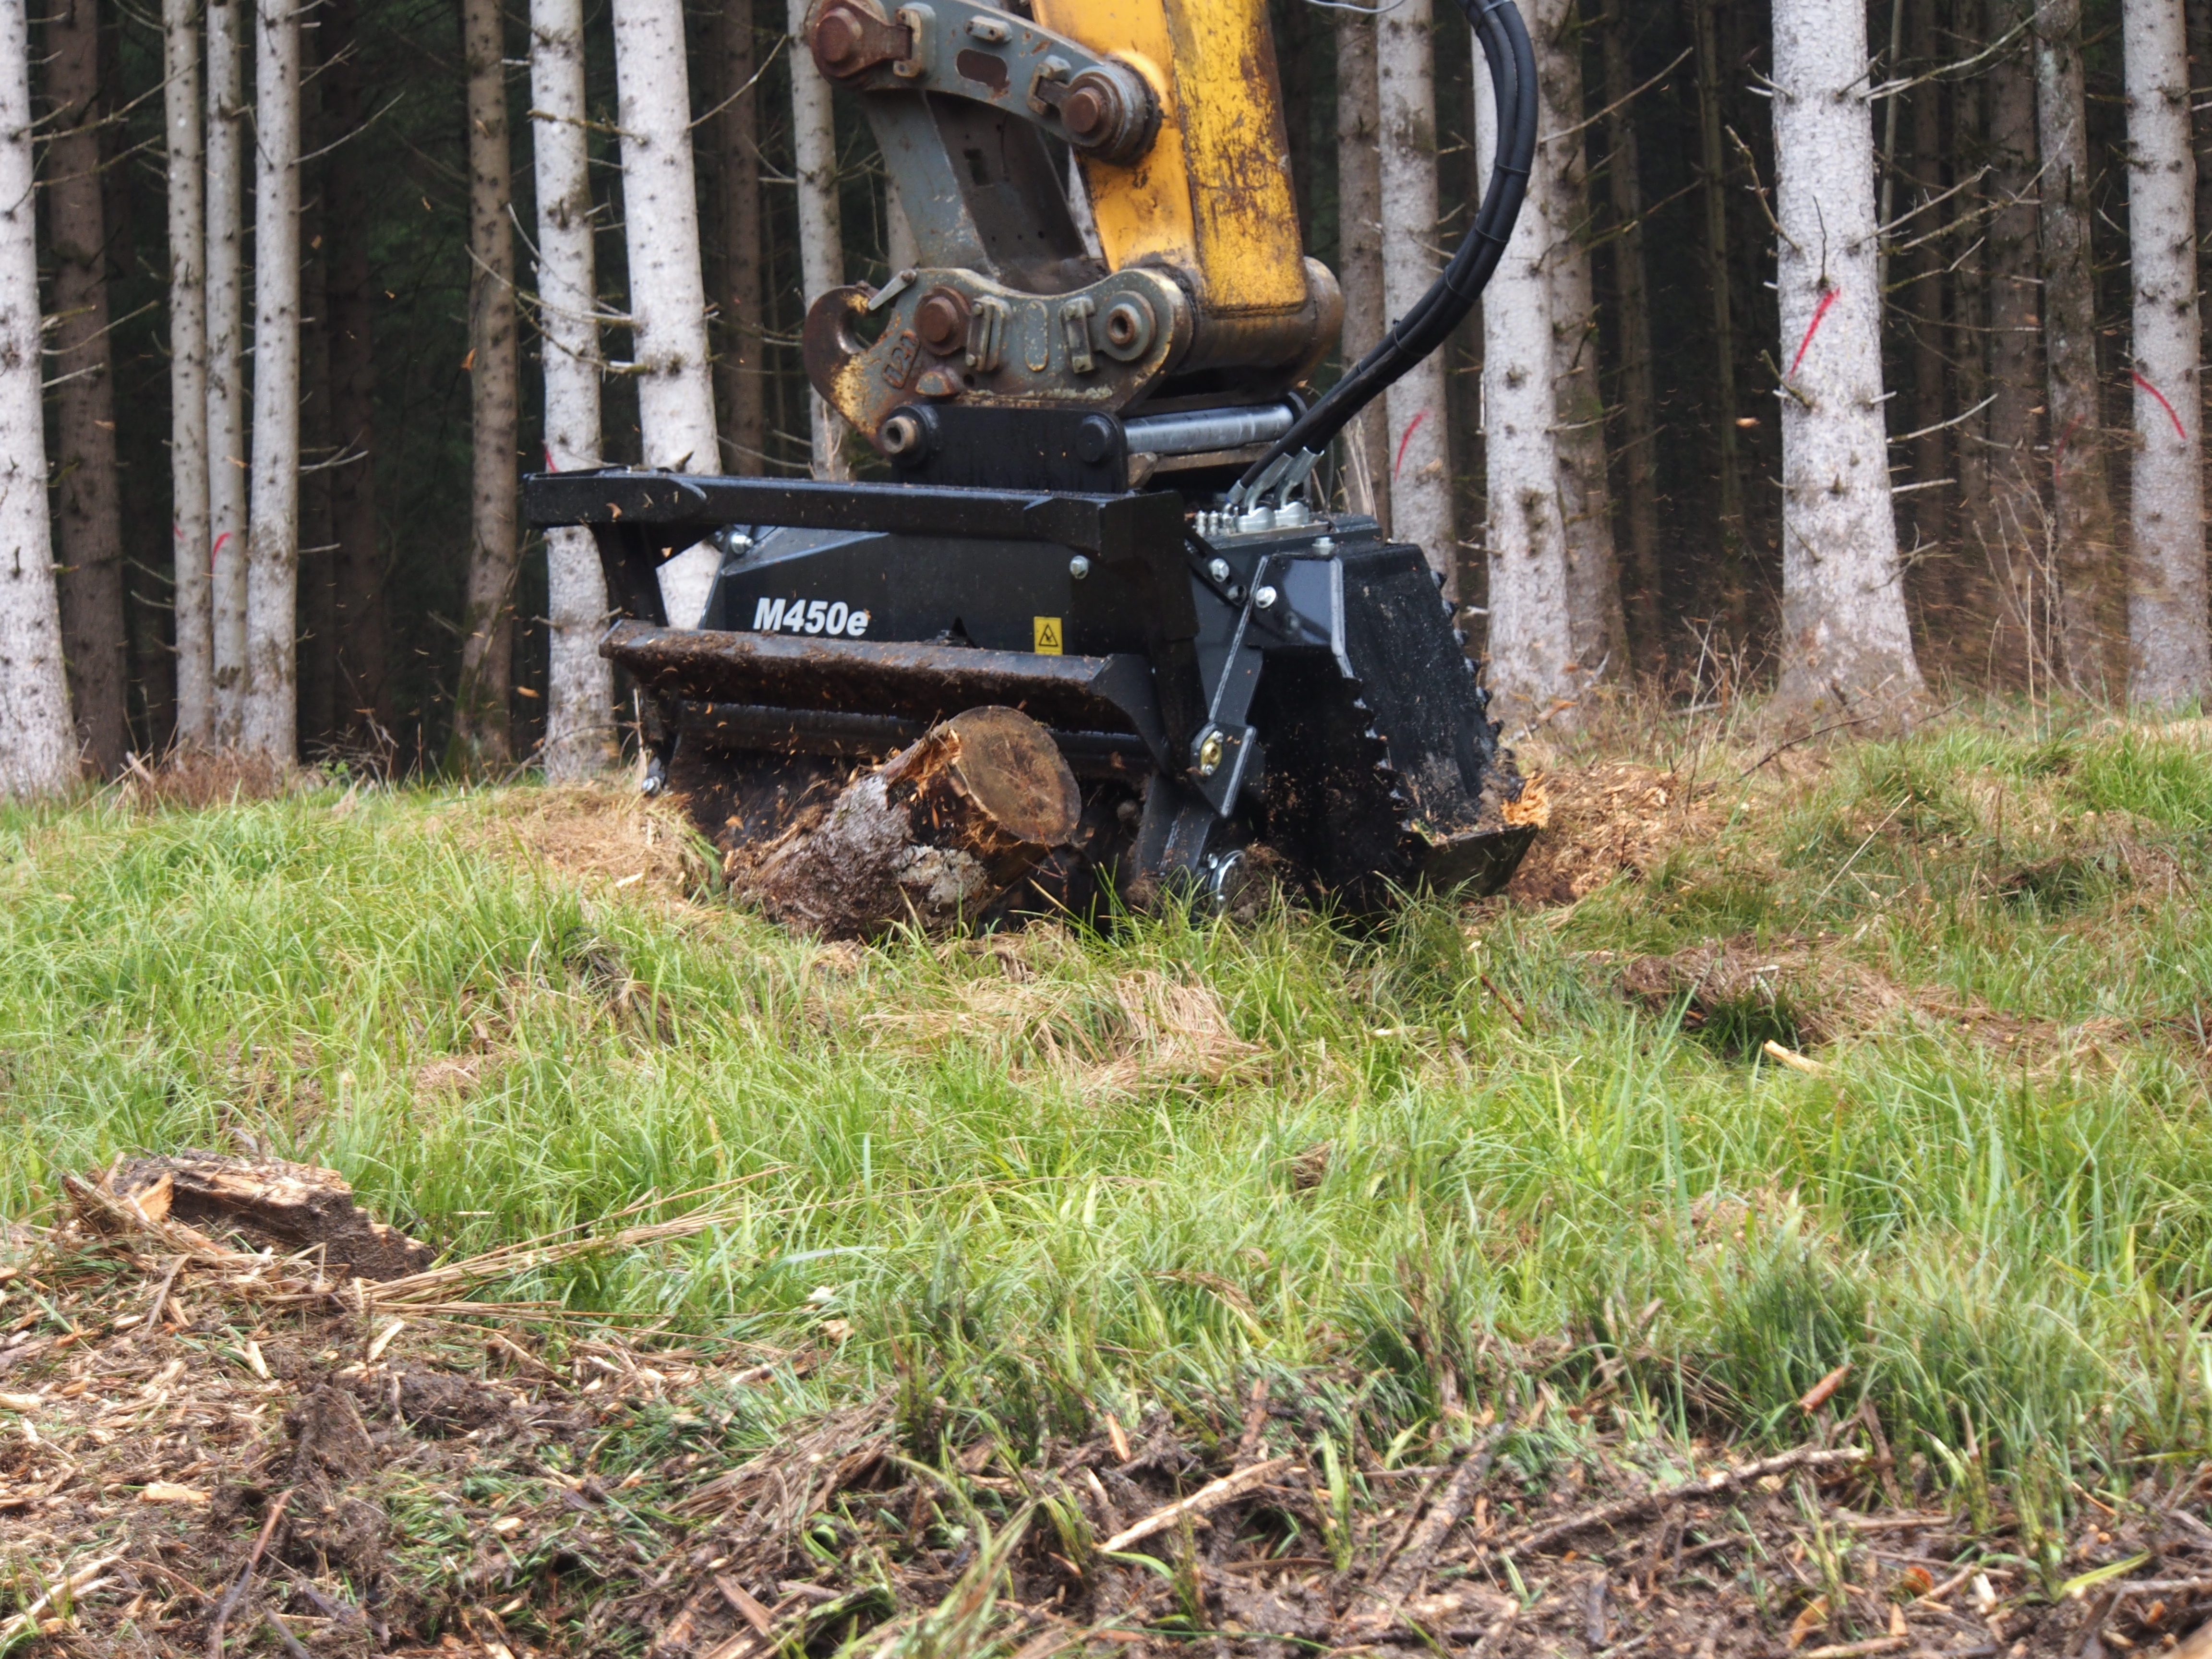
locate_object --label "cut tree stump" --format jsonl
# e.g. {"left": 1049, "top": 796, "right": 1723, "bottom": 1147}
{"left": 111, "top": 1151, "right": 432, "bottom": 1282}
{"left": 746, "top": 705, "right": 1081, "bottom": 939}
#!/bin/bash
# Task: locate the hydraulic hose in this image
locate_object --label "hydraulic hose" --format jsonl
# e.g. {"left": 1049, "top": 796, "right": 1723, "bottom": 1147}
{"left": 1227, "top": 0, "right": 1537, "bottom": 508}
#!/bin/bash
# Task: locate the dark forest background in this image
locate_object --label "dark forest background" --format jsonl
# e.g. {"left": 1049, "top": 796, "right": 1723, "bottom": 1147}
{"left": 68, "top": 0, "right": 2149, "bottom": 765}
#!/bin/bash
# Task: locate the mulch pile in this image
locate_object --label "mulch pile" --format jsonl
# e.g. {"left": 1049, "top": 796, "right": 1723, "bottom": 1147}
{"left": 5, "top": 1163, "right": 2212, "bottom": 1658}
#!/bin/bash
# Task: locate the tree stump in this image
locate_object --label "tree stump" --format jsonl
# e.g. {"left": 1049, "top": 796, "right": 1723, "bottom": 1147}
{"left": 111, "top": 1150, "right": 432, "bottom": 1282}
{"left": 747, "top": 705, "right": 1081, "bottom": 938}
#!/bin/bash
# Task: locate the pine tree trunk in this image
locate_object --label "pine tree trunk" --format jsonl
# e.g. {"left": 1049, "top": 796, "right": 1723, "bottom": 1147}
{"left": 0, "top": 0, "right": 74, "bottom": 796}
{"left": 2122, "top": 0, "right": 2208, "bottom": 702}
{"left": 1689, "top": 0, "right": 1747, "bottom": 639}
{"left": 1533, "top": 0, "right": 1621, "bottom": 679}
{"left": 1985, "top": 3, "right": 2041, "bottom": 517}
{"left": 1477, "top": 59, "right": 1574, "bottom": 728}
{"left": 166, "top": 0, "right": 213, "bottom": 750}
{"left": 1770, "top": 0, "right": 1924, "bottom": 716}
{"left": 531, "top": 0, "right": 613, "bottom": 780}
{"left": 322, "top": 0, "right": 384, "bottom": 740}
{"left": 206, "top": 0, "right": 248, "bottom": 743}
{"left": 789, "top": 0, "right": 851, "bottom": 482}
{"left": 43, "top": 0, "right": 127, "bottom": 777}
{"left": 242, "top": 0, "right": 300, "bottom": 761}
{"left": 451, "top": 0, "right": 521, "bottom": 772}
{"left": 1335, "top": 9, "right": 1391, "bottom": 529}
{"left": 713, "top": 0, "right": 768, "bottom": 472}
{"left": 2033, "top": 0, "right": 2118, "bottom": 692}
{"left": 614, "top": 0, "right": 723, "bottom": 625}
{"left": 1377, "top": 0, "right": 1455, "bottom": 597}
{"left": 1599, "top": 10, "right": 1660, "bottom": 656}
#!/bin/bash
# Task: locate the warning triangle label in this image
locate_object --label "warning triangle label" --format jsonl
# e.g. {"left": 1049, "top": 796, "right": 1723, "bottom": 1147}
{"left": 1033, "top": 616, "right": 1064, "bottom": 655}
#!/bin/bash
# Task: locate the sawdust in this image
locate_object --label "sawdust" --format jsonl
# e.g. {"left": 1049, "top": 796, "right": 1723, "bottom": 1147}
{"left": 1504, "top": 763, "right": 1726, "bottom": 906}
{"left": 460, "top": 782, "right": 709, "bottom": 902}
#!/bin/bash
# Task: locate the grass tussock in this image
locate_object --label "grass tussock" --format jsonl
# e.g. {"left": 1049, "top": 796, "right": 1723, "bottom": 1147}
{"left": 6, "top": 705, "right": 2212, "bottom": 1648}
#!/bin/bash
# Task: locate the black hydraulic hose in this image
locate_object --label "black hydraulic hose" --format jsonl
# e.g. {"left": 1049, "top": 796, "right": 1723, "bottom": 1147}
{"left": 1230, "top": 0, "right": 1537, "bottom": 504}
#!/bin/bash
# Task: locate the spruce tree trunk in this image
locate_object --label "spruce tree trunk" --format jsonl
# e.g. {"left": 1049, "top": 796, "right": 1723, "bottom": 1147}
{"left": 1477, "top": 59, "right": 1574, "bottom": 728}
{"left": 1950, "top": 44, "right": 1992, "bottom": 566}
{"left": 531, "top": 0, "right": 613, "bottom": 779}
{"left": 0, "top": 0, "right": 74, "bottom": 797}
{"left": 322, "top": 0, "right": 384, "bottom": 740}
{"left": 242, "top": 0, "right": 300, "bottom": 761}
{"left": 1688, "top": 0, "right": 1747, "bottom": 639}
{"left": 2193, "top": 0, "right": 2212, "bottom": 461}
{"left": 166, "top": 0, "right": 213, "bottom": 749}
{"left": 613, "top": 0, "right": 722, "bottom": 625}
{"left": 1770, "top": 0, "right": 1924, "bottom": 716}
{"left": 2122, "top": 0, "right": 2208, "bottom": 702}
{"left": 43, "top": 0, "right": 127, "bottom": 777}
{"left": 1599, "top": 11, "right": 1660, "bottom": 655}
{"left": 1377, "top": 0, "right": 1455, "bottom": 596}
{"left": 1985, "top": 4, "right": 2042, "bottom": 510}
{"left": 713, "top": 0, "right": 768, "bottom": 472}
{"left": 789, "top": 0, "right": 851, "bottom": 482}
{"left": 451, "top": 0, "right": 522, "bottom": 772}
{"left": 1533, "top": 0, "right": 1621, "bottom": 678}
{"left": 1335, "top": 10, "right": 1391, "bottom": 529}
{"left": 298, "top": 100, "right": 333, "bottom": 754}
{"left": 205, "top": 0, "right": 248, "bottom": 743}
{"left": 2033, "top": 0, "right": 2118, "bottom": 692}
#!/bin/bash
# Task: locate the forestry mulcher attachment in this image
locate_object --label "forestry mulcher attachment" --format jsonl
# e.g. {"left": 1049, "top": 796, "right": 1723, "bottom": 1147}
{"left": 524, "top": 0, "right": 1542, "bottom": 933}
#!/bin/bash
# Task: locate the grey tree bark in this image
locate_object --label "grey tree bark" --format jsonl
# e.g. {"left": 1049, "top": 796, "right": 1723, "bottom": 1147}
{"left": 44, "top": 0, "right": 127, "bottom": 775}
{"left": 242, "top": 0, "right": 300, "bottom": 760}
{"left": 613, "top": 0, "right": 722, "bottom": 625}
{"left": 1770, "top": 0, "right": 1924, "bottom": 716}
{"left": 322, "top": 0, "right": 384, "bottom": 740}
{"left": 451, "top": 0, "right": 522, "bottom": 772}
{"left": 790, "top": 0, "right": 851, "bottom": 481}
{"left": 166, "top": 0, "right": 213, "bottom": 749}
{"left": 205, "top": 0, "right": 248, "bottom": 742}
{"left": 1985, "top": 4, "right": 2042, "bottom": 505}
{"left": 713, "top": 0, "right": 769, "bottom": 472}
{"left": 0, "top": 0, "right": 74, "bottom": 796}
{"left": 1532, "top": 0, "right": 1621, "bottom": 679}
{"left": 1477, "top": 53, "right": 1575, "bottom": 727}
{"left": 2122, "top": 0, "right": 2208, "bottom": 703}
{"left": 1599, "top": 11, "right": 1660, "bottom": 654}
{"left": 1335, "top": 9, "right": 1391, "bottom": 529}
{"left": 531, "top": 0, "right": 613, "bottom": 779}
{"left": 2033, "top": 0, "right": 2118, "bottom": 692}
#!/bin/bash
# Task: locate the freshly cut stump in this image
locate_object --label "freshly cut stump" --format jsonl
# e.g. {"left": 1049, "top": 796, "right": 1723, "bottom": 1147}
{"left": 111, "top": 1151, "right": 432, "bottom": 1281}
{"left": 748, "top": 705, "right": 1081, "bottom": 939}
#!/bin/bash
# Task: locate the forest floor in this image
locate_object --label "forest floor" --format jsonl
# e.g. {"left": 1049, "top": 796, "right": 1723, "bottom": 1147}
{"left": 6, "top": 703, "right": 2212, "bottom": 1657}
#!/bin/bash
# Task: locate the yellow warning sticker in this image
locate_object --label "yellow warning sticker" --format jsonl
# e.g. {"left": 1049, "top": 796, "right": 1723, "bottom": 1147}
{"left": 1033, "top": 616, "right": 1064, "bottom": 655}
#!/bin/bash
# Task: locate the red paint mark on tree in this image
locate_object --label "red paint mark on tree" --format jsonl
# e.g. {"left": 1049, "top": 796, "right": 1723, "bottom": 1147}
{"left": 1394, "top": 409, "right": 1429, "bottom": 481}
{"left": 209, "top": 529, "right": 230, "bottom": 573}
{"left": 2052, "top": 413, "right": 2086, "bottom": 486}
{"left": 1788, "top": 287, "right": 1839, "bottom": 379}
{"left": 2132, "top": 371, "right": 2188, "bottom": 441}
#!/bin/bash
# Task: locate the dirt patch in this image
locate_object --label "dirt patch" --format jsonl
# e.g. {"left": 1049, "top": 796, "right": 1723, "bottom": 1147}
{"left": 462, "top": 781, "right": 711, "bottom": 902}
{"left": 1506, "top": 764, "right": 1725, "bottom": 906}
{"left": 1613, "top": 935, "right": 1897, "bottom": 1053}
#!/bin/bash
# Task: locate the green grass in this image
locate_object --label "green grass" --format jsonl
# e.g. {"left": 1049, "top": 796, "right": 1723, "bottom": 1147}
{"left": 6, "top": 713, "right": 2212, "bottom": 1517}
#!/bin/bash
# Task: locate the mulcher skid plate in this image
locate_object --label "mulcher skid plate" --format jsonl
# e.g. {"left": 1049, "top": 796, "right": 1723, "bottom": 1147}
{"left": 523, "top": 465, "right": 1535, "bottom": 917}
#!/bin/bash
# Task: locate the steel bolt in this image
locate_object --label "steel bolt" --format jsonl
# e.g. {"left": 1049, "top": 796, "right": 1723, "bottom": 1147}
{"left": 1195, "top": 730, "right": 1226, "bottom": 777}
{"left": 815, "top": 9, "right": 862, "bottom": 67}
{"left": 1253, "top": 585, "right": 1278, "bottom": 610}
{"left": 914, "top": 289, "right": 968, "bottom": 354}
{"left": 1069, "top": 554, "right": 1092, "bottom": 580}
{"left": 1060, "top": 82, "right": 1112, "bottom": 144}
{"left": 1207, "top": 557, "right": 1230, "bottom": 584}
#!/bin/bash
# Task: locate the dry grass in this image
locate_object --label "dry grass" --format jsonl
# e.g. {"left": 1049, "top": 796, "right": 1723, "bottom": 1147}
{"left": 451, "top": 781, "right": 710, "bottom": 903}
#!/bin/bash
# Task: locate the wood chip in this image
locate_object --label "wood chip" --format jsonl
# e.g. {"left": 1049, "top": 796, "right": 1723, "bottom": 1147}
{"left": 0, "top": 1392, "right": 40, "bottom": 1412}
{"left": 717, "top": 1575, "right": 776, "bottom": 1636}
{"left": 1800, "top": 1639, "right": 1908, "bottom": 1659}
{"left": 1764, "top": 1039, "right": 1829, "bottom": 1074}
{"left": 366, "top": 1318, "right": 407, "bottom": 1363}
{"left": 139, "top": 1480, "right": 210, "bottom": 1505}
